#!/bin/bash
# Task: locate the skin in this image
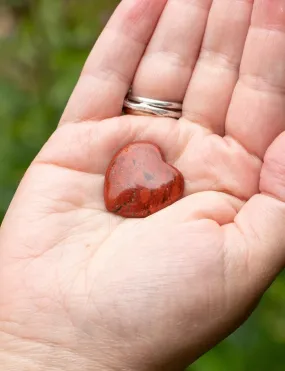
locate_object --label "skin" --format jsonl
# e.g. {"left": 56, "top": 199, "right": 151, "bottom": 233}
{"left": 1, "top": 0, "right": 285, "bottom": 369}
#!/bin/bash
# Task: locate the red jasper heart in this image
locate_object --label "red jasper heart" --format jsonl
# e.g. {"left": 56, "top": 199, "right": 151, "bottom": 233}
{"left": 104, "top": 141, "right": 184, "bottom": 218}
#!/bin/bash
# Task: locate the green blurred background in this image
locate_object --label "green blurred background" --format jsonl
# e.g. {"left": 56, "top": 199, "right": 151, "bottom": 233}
{"left": 0, "top": 1, "right": 284, "bottom": 370}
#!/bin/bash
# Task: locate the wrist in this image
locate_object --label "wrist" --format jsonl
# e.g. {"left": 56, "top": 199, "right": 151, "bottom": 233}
{"left": 0, "top": 331, "right": 118, "bottom": 371}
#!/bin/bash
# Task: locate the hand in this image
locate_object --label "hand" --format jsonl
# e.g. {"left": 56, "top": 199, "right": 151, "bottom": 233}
{"left": 1, "top": 0, "right": 285, "bottom": 370}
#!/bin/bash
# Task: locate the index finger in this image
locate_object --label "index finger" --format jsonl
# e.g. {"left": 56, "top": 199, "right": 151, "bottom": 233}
{"left": 60, "top": 0, "right": 167, "bottom": 124}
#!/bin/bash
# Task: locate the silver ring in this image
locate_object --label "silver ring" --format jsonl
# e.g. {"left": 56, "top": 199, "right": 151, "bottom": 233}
{"left": 123, "top": 99, "right": 182, "bottom": 119}
{"left": 123, "top": 92, "right": 182, "bottom": 119}
{"left": 128, "top": 94, "right": 182, "bottom": 111}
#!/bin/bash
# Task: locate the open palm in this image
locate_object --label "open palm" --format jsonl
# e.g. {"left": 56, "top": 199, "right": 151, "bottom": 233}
{"left": 1, "top": 0, "right": 285, "bottom": 370}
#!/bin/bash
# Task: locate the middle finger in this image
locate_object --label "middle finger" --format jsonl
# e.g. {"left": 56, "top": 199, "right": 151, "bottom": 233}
{"left": 183, "top": 0, "right": 253, "bottom": 134}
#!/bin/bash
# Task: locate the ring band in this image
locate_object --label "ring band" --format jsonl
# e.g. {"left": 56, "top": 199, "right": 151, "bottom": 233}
{"left": 129, "top": 94, "right": 182, "bottom": 111}
{"left": 123, "top": 91, "right": 182, "bottom": 119}
{"left": 123, "top": 99, "right": 182, "bottom": 119}
{"left": 123, "top": 107, "right": 157, "bottom": 117}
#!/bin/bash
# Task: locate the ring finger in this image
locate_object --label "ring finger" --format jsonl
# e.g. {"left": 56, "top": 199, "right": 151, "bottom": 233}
{"left": 131, "top": 0, "right": 213, "bottom": 103}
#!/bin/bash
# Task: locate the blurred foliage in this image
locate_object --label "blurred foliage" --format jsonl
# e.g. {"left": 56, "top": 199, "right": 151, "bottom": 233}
{"left": 0, "top": 1, "right": 284, "bottom": 370}
{"left": 0, "top": 0, "right": 117, "bottom": 219}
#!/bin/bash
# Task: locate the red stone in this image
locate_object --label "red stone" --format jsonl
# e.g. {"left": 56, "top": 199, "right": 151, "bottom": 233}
{"left": 104, "top": 141, "right": 184, "bottom": 218}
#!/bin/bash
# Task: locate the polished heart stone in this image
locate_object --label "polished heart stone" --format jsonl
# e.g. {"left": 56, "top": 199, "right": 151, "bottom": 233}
{"left": 104, "top": 141, "right": 184, "bottom": 218}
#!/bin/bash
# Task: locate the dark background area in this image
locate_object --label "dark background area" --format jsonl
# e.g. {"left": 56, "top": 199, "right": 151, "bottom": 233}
{"left": 0, "top": 1, "right": 284, "bottom": 370}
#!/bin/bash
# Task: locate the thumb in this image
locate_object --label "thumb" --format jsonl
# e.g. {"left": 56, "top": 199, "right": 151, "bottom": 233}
{"left": 226, "top": 132, "right": 285, "bottom": 289}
